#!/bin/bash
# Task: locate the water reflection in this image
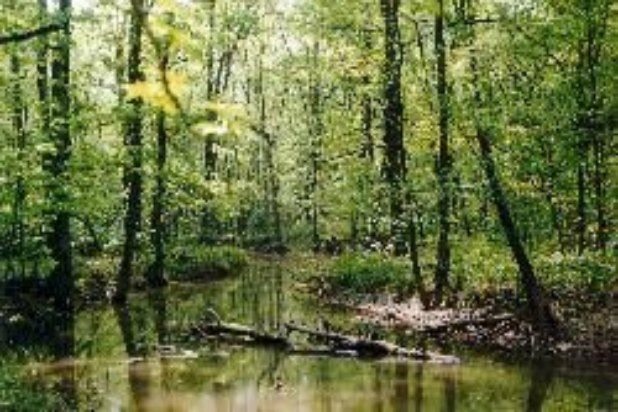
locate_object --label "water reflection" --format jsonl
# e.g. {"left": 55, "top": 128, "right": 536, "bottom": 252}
{"left": 1, "top": 263, "right": 617, "bottom": 411}
{"left": 414, "top": 364, "right": 424, "bottom": 412}
{"left": 443, "top": 370, "right": 456, "bottom": 412}
{"left": 526, "top": 364, "right": 554, "bottom": 412}
{"left": 393, "top": 361, "right": 409, "bottom": 412}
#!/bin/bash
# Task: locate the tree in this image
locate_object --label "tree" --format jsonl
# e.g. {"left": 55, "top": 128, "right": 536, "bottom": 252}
{"left": 470, "top": 53, "right": 557, "bottom": 333}
{"left": 45, "top": 0, "right": 73, "bottom": 311}
{"left": 116, "top": 0, "right": 146, "bottom": 303}
{"left": 433, "top": 0, "right": 451, "bottom": 303}
{"left": 380, "top": 0, "right": 406, "bottom": 255}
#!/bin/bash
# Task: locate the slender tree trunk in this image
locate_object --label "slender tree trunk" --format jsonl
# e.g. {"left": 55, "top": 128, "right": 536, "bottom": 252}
{"left": 309, "top": 41, "right": 322, "bottom": 251}
{"left": 539, "top": 141, "right": 566, "bottom": 251}
{"left": 35, "top": 0, "right": 50, "bottom": 279}
{"left": 433, "top": 0, "right": 451, "bottom": 304}
{"left": 147, "top": 40, "right": 170, "bottom": 287}
{"left": 37, "top": 0, "right": 50, "bottom": 131}
{"left": 576, "top": 144, "right": 587, "bottom": 254}
{"left": 471, "top": 56, "right": 557, "bottom": 333}
{"left": 148, "top": 108, "right": 168, "bottom": 287}
{"left": 576, "top": 0, "right": 609, "bottom": 254}
{"left": 10, "top": 53, "right": 27, "bottom": 278}
{"left": 380, "top": 0, "right": 406, "bottom": 255}
{"left": 361, "top": 26, "right": 374, "bottom": 163}
{"left": 359, "top": 22, "right": 376, "bottom": 244}
{"left": 407, "top": 192, "right": 422, "bottom": 290}
{"left": 116, "top": 0, "right": 145, "bottom": 303}
{"left": 203, "top": 0, "right": 217, "bottom": 179}
{"left": 593, "top": 135, "right": 607, "bottom": 251}
{"left": 201, "top": 0, "right": 218, "bottom": 243}
{"left": 45, "top": 0, "right": 73, "bottom": 311}
{"left": 585, "top": 8, "right": 608, "bottom": 252}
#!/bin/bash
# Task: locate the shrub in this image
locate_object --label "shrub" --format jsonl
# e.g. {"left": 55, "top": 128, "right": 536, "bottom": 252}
{"left": 450, "top": 236, "right": 518, "bottom": 292}
{"left": 0, "top": 362, "right": 69, "bottom": 411}
{"left": 327, "top": 252, "right": 411, "bottom": 294}
{"left": 535, "top": 251, "right": 617, "bottom": 293}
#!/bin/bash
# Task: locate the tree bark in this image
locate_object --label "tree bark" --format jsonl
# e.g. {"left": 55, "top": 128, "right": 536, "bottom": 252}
{"left": 148, "top": 108, "right": 168, "bottom": 287}
{"left": 45, "top": 0, "right": 73, "bottom": 311}
{"left": 146, "top": 39, "right": 171, "bottom": 288}
{"left": 10, "top": 53, "right": 27, "bottom": 278}
{"left": 116, "top": 0, "right": 145, "bottom": 303}
{"left": 433, "top": 0, "right": 451, "bottom": 304}
{"left": 380, "top": 0, "right": 406, "bottom": 255}
{"left": 309, "top": 41, "right": 322, "bottom": 250}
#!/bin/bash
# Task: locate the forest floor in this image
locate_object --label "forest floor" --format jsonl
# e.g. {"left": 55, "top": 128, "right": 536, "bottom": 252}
{"left": 344, "top": 291, "right": 618, "bottom": 364}
{"left": 284, "top": 252, "right": 618, "bottom": 364}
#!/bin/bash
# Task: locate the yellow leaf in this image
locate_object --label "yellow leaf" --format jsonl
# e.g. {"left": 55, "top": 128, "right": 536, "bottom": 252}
{"left": 192, "top": 121, "right": 229, "bottom": 137}
{"left": 125, "top": 71, "right": 187, "bottom": 114}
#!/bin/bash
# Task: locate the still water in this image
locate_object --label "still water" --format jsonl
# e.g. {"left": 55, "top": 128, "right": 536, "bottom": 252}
{"left": 2, "top": 260, "right": 617, "bottom": 411}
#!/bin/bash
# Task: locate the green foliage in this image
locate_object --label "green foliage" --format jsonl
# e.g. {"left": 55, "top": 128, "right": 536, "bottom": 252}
{"left": 327, "top": 252, "right": 411, "bottom": 294}
{"left": 450, "top": 237, "right": 617, "bottom": 294}
{"left": 536, "top": 252, "right": 617, "bottom": 293}
{"left": 0, "top": 362, "right": 68, "bottom": 411}
{"left": 168, "top": 245, "right": 248, "bottom": 281}
{"left": 450, "top": 237, "right": 519, "bottom": 292}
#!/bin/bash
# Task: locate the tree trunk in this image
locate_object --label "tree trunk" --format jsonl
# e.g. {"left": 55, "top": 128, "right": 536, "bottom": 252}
{"left": 201, "top": 0, "right": 218, "bottom": 243}
{"left": 433, "top": 0, "right": 451, "bottom": 304}
{"left": 471, "top": 56, "right": 557, "bottom": 333}
{"left": 148, "top": 108, "right": 168, "bottom": 287}
{"left": 116, "top": 0, "right": 145, "bottom": 303}
{"left": 45, "top": 0, "right": 73, "bottom": 311}
{"left": 203, "top": 0, "right": 217, "bottom": 180}
{"left": 10, "top": 53, "right": 27, "bottom": 278}
{"left": 380, "top": 0, "right": 406, "bottom": 255}
{"left": 576, "top": 132, "right": 587, "bottom": 255}
{"left": 358, "top": 22, "right": 376, "bottom": 245}
{"left": 309, "top": 41, "right": 322, "bottom": 250}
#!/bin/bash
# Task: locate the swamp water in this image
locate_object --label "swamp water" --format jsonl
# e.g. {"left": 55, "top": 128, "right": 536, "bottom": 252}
{"left": 1, "top": 261, "right": 616, "bottom": 411}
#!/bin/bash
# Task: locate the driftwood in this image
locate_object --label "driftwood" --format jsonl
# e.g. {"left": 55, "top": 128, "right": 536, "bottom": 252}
{"left": 191, "top": 308, "right": 459, "bottom": 364}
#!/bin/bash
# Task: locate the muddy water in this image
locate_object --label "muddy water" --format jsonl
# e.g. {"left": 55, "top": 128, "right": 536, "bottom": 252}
{"left": 3, "top": 261, "right": 617, "bottom": 411}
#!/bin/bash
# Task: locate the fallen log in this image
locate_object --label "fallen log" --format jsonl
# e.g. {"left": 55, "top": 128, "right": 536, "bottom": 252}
{"left": 191, "top": 309, "right": 459, "bottom": 363}
{"left": 285, "top": 323, "right": 459, "bottom": 363}
{"left": 192, "top": 322, "right": 291, "bottom": 347}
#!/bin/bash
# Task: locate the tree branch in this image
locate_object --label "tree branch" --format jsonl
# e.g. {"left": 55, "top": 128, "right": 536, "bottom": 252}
{"left": 0, "top": 23, "right": 63, "bottom": 46}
